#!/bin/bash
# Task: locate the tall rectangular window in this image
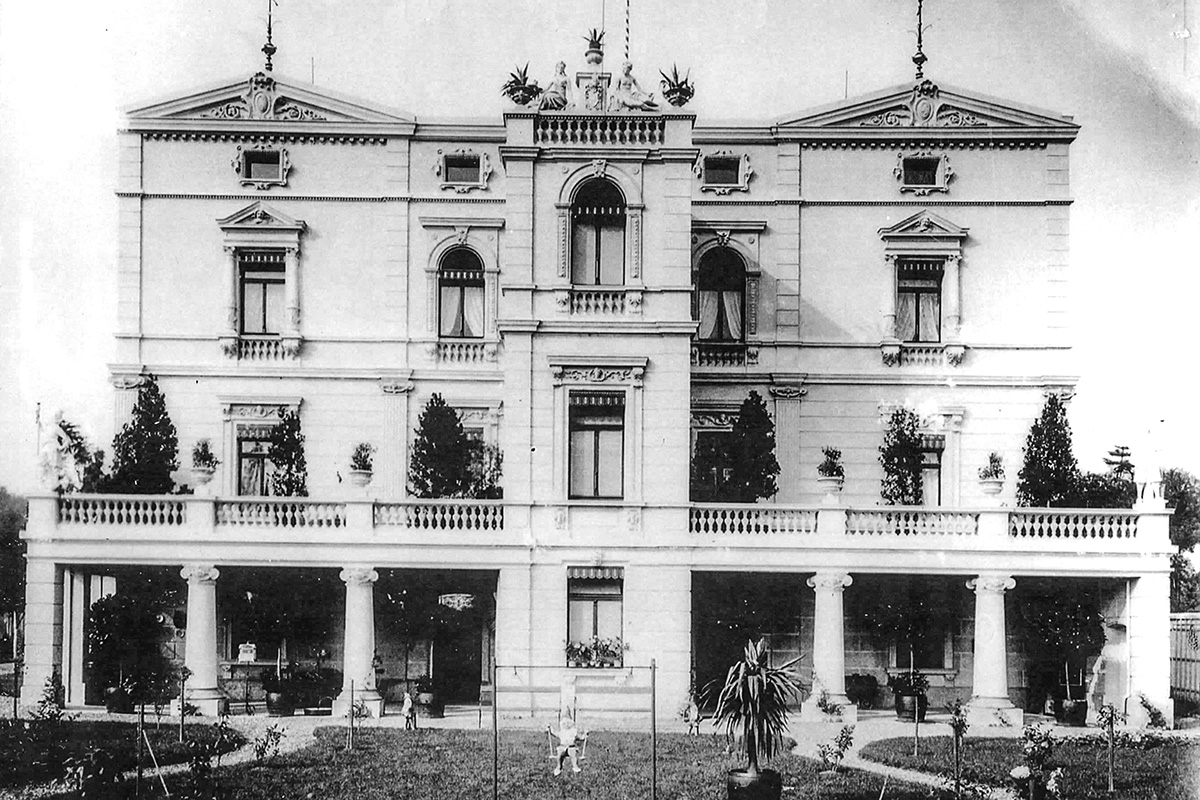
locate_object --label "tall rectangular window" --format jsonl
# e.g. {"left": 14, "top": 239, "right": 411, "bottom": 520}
{"left": 236, "top": 426, "right": 276, "bottom": 496}
{"left": 568, "top": 392, "right": 625, "bottom": 499}
{"left": 238, "top": 251, "right": 286, "bottom": 335}
{"left": 567, "top": 571, "right": 624, "bottom": 665}
{"left": 920, "top": 446, "right": 943, "bottom": 507}
{"left": 896, "top": 259, "right": 943, "bottom": 343}
{"left": 570, "top": 179, "right": 626, "bottom": 286}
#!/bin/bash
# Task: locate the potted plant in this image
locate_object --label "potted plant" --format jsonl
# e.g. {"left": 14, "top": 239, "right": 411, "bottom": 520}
{"left": 583, "top": 28, "right": 605, "bottom": 66}
{"left": 711, "top": 639, "right": 802, "bottom": 800}
{"left": 261, "top": 668, "right": 294, "bottom": 717}
{"left": 592, "top": 636, "right": 629, "bottom": 668}
{"left": 501, "top": 63, "right": 542, "bottom": 106}
{"left": 659, "top": 64, "right": 695, "bottom": 107}
{"left": 414, "top": 677, "right": 444, "bottom": 719}
{"left": 816, "top": 446, "right": 845, "bottom": 501}
{"left": 887, "top": 670, "right": 929, "bottom": 722}
{"left": 978, "top": 452, "right": 1005, "bottom": 496}
{"left": 191, "top": 439, "right": 219, "bottom": 487}
{"left": 87, "top": 592, "right": 177, "bottom": 715}
{"left": 348, "top": 442, "right": 375, "bottom": 488}
{"left": 565, "top": 639, "right": 592, "bottom": 668}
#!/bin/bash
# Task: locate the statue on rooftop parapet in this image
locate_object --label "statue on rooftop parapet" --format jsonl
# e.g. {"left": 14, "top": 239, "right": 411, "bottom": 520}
{"left": 539, "top": 61, "right": 573, "bottom": 110}
{"left": 610, "top": 61, "right": 659, "bottom": 112}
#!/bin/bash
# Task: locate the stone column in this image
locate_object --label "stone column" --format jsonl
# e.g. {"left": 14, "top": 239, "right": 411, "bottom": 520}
{"left": 803, "top": 571, "right": 855, "bottom": 721}
{"left": 181, "top": 564, "right": 226, "bottom": 715}
{"left": 967, "top": 574, "right": 1022, "bottom": 726}
{"left": 335, "top": 567, "right": 384, "bottom": 717}
{"left": 943, "top": 254, "right": 962, "bottom": 340}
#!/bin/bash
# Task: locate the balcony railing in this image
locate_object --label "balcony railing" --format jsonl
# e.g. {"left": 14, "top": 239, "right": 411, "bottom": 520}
{"left": 690, "top": 504, "right": 818, "bottom": 535}
{"left": 58, "top": 495, "right": 186, "bottom": 526}
{"left": 845, "top": 508, "right": 978, "bottom": 537}
{"left": 1009, "top": 509, "right": 1139, "bottom": 541}
{"left": 376, "top": 500, "right": 504, "bottom": 530}
{"left": 216, "top": 498, "right": 346, "bottom": 528}
{"left": 535, "top": 114, "right": 664, "bottom": 146}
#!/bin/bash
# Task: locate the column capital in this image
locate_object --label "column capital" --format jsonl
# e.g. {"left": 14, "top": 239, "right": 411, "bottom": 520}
{"left": 967, "top": 574, "right": 1015, "bottom": 594}
{"left": 340, "top": 567, "right": 379, "bottom": 586}
{"left": 181, "top": 564, "right": 220, "bottom": 584}
{"left": 807, "top": 571, "right": 853, "bottom": 592}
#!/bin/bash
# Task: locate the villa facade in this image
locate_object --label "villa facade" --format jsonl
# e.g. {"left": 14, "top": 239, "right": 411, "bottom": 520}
{"left": 20, "top": 42, "right": 1174, "bottom": 727}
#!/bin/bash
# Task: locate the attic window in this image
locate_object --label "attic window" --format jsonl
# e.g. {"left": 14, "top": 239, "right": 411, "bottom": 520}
{"left": 437, "top": 149, "right": 492, "bottom": 193}
{"left": 894, "top": 152, "right": 952, "bottom": 196}
{"left": 704, "top": 157, "right": 740, "bottom": 186}
{"left": 695, "top": 151, "right": 753, "bottom": 195}
{"left": 233, "top": 146, "right": 291, "bottom": 189}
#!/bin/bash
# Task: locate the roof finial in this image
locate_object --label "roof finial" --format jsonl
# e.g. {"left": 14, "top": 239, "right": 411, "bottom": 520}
{"left": 912, "top": 0, "right": 928, "bottom": 80}
{"left": 262, "top": 0, "right": 278, "bottom": 72}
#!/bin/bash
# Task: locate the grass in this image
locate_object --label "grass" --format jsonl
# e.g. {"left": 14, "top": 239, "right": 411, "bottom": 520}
{"left": 859, "top": 734, "right": 1200, "bottom": 800}
{"left": 0, "top": 718, "right": 245, "bottom": 792}
{"left": 141, "top": 727, "right": 937, "bottom": 800}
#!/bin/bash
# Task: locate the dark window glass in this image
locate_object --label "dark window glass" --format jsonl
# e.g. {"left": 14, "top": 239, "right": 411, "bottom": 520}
{"left": 896, "top": 259, "right": 943, "bottom": 343}
{"left": 438, "top": 248, "right": 485, "bottom": 338}
{"left": 920, "top": 447, "right": 942, "bottom": 506}
{"left": 238, "top": 251, "right": 285, "bottom": 335}
{"left": 244, "top": 150, "right": 282, "bottom": 182}
{"left": 568, "top": 392, "right": 625, "bottom": 499}
{"left": 444, "top": 155, "right": 481, "bottom": 184}
{"left": 903, "top": 157, "right": 940, "bottom": 186}
{"left": 691, "top": 430, "right": 736, "bottom": 501}
{"left": 571, "top": 179, "right": 626, "bottom": 286}
{"left": 695, "top": 248, "right": 746, "bottom": 342}
{"left": 704, "top": 157, "right": 741, "bottom": 185}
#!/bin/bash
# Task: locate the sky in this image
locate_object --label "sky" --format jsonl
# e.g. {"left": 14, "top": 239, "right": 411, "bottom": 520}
{"left": 1, "top": 0, "right": 1198, "bottom": 494}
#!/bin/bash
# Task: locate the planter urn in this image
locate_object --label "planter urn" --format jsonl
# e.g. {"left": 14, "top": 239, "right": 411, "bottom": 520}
{"left": 191, "top": 466, "right": 216, "bottom": 495}
{"left": 727, "top": 767, "right": 783, "bottom": 800}
{"left": 894, "top": 693, "right": 927, "bottom": 722}
{"left": 347, "top": 468, "right": 373, "bottom": 488}
{"left": 585, "top": 48, "right": 603, "bottom": 67}
{"left": 979, "top": 477, "right": 1004, "bottom": 497}
{"left": 816, "top": 475, "right": 844, "bottom": 504}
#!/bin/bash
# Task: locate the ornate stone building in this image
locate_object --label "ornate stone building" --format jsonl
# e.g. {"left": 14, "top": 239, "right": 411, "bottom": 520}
{"left": 20, "top": 37, "right": 1173, "bottom": 727}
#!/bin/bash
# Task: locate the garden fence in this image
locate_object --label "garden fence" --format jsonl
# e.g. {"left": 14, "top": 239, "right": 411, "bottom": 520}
{"left": 1171, "top": 613, "right": 1200, "bottom": 703}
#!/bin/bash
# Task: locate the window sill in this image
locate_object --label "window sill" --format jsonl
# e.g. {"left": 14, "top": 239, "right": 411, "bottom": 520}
{"left": 220, "top": 334, "right": 301, "bottom": 361}
{"left": 880, "top": 342, "right": 964, "bottom": 367}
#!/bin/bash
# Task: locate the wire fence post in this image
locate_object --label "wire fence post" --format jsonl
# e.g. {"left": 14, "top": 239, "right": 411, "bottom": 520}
{"left": 651, "top": 658, "right": 657, "bottom": 800}
{"left": 136, "top": 702, "right": 145, "bottom": 798}
{"left": 347, "top": 681, "right": 355, "bottom": 751}
{"left": 178, "top": 671, "right": 186, "bottom": 743}
{"left": 492, "top": 659, "right": 498, "bottom": 800}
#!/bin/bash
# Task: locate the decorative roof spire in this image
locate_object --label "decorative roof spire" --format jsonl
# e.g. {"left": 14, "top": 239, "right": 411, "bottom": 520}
{"left": 912, "top": 0, "right": 928, "bottom": 80}
{"left": 262, "top": 0, "right": 278, "bottom": 72}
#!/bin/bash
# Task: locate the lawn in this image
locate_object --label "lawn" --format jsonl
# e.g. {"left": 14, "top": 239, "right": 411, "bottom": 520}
{"left": 143, "top": 727, "right": 937, "bottom": 800}
{"left": 859, "top": 734, "right": 1200, "bottom": 800}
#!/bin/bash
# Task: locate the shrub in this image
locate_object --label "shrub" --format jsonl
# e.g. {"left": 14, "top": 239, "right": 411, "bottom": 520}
{"left": 1017, "top": 393, "right": 1077, "bottom": 507}
{"left": 880, "top": 407, "right": 923, "bottom": 505}
{"left": 818, "top": 447, "right": 844, "bottom": 479}
{"left": 268, "top": 410, "right": 308, "bottom": 497}
{"left": 107, "top": 374, "right": 179, "bottom": 494}
{"left": 350, "top": 442, "right": 375, "bottom": 472}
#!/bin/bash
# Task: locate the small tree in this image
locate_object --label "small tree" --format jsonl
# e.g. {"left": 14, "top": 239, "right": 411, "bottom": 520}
{"left": 409, "top": 394, "right": 472, "bottom": 499}
{"left": 879, "top": 407, "right": 923, "bottom": 505}
{"left": 107, "top": 375, "right": 179, "bottom": 495}
{"left": 1163, "top": 469, "right": 1200, "bottom": 552}
{"left": 467, "top": 443, "right": 504, "bottom": 499}
{"left": 1068, "top": 471, "right": 1136, "bottom": 509}
{"left": 268, "top": 410, "right": 308, "bottom": 497}
{"left": 1016, "top": 394, "right": 1078, "bottom": 507}
{"left": 0, "top": 489, "right": 27, "bottom": 656}
{"left": 726, "top": 391, "right": 780, "bottom": 503}
{"left": 1016, "top": 582, "right": 1106, "bottom": 709}
{"left": 1103, "top": 445, "right": 1135, "bottom": 481}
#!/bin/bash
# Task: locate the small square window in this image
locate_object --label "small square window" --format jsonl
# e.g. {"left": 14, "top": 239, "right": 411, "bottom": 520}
{"left": 444, "top": 155, "right": 481, "bottom": 184}
{"left": 704, "top": 157, "right": 741, "bottom": 186}
{"left": 902, "top": 157, "right": 940, "bottom": 186}
{"left": 233, "top": 146, "right": 291, "bottom": 188}
{"left": 246, "top": 151, "right": 282, "bottom": 182}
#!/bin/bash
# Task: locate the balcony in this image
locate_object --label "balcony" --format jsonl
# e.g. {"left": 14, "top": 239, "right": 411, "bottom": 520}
{"left": 690, "top": 342, "right": 755, "bottom": 367}
{"left": 534, "top": 114, "right": 664, "bottom": 147}
{"left": 25, "top": 495, "right": 1170, "bottom": 572}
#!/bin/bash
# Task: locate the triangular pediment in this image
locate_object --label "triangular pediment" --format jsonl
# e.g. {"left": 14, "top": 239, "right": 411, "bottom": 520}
{"left": 878, "top": 210, "right": 968, "bottom": 240}
{"left": 218, "top": 201, "right": 305, "bottom": 232}
{"left": 777, "top": 79, "right": 1078, "bottom": 132}
{"left": 124, "top": 72, "right": 414, "bottom": 126}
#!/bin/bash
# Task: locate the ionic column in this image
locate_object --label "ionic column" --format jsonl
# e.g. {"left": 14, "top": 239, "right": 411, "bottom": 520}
{"left": 943, "top": 254, "right": 962, "bottom": 340}
{"left": 181, "top": 564, "right": 226, "bottom": 715}
{"left": 967, "top": 574, "right": 1021, "bottom": 726}
{"left": 803, "top": 571, "right": 853, "bottom": 718}
{"left": 335, "top": 567, "right": 383, "bottom": 717}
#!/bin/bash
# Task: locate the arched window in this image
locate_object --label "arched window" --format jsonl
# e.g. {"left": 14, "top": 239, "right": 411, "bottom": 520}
{"left": 696, "top": 248, "right": 746, "bottom": 341}
{"left": 438, "top": 248, "right": 485, "bottom": 338}
{"left": 571, "top": 179, "right": 626, "bottom": 286}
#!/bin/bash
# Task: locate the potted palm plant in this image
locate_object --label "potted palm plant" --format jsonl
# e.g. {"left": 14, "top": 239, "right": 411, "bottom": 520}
{"left": 501, "top": 63, "right": 542, "bottom": 106}
{"left": 583, "top": 29, "right": 605, "bottom": 66}
{"left": 978, "top": 452, "right": 1005, "bottom": 497}
{"left": 711, "top": 639, "right": 802, "bottom": 800}
{"left": 348, "top": 442, "right": 374, "bottom": 488}
{"left": 659, "top": 64, "right": 695, "bottom": 107}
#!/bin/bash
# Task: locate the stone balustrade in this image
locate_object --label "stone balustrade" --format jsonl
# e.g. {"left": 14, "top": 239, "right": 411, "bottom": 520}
{"left": 26, "top": 494, "right": 1171, "bottom": 557}
{"left": 535, "top": 114, "right": 664, "bottom": 146}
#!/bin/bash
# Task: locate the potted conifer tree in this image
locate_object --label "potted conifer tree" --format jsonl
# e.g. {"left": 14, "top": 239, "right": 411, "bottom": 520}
{"left": 711, "top": 639, "right": 801, "bottom": 800}
{"left": 348, "top": 443, "right": 375, "bottom": 488}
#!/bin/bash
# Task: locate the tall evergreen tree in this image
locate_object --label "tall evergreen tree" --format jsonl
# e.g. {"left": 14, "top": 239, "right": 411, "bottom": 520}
{"left": 409, "top": 394, "right": 473, "bottom": 498}
{"left": 1103, "top": 445, "right": 1135, "bottom": 481}
{"left": 268, "top": 410, "right": 308, "bottom": 497}
{"left": 1162, "top": 468, "right": 1200, "bottom": 552}
{"left": 726, "top": 391, "right": 780, "bottom": 503}
{"left": 1016, "top": 393, "right": 1079, "bottom": 507}
{"left": 107, "top": 375, "right": 179, "bottom": 494}
{"left": 879, "top": 407, "right": 923, "bottom": 505}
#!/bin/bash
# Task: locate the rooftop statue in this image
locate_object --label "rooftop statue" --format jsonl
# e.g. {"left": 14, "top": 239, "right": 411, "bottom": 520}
{"left": 539, "top": 61, "right": 573, "bottom": 110}
{"left": 611, "top": 61, "right": 659, "bottom": 112}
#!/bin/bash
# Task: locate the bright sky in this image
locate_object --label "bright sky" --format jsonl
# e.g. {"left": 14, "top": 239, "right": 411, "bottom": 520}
{"left": 1, "top": 0, "right": 1198, "bottom": 494}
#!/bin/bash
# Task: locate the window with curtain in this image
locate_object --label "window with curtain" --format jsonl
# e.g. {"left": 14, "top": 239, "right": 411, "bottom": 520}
{"left": 438, "top": 248, "right": 485, "bottom": 338}
{"left": 238, "top": 250, "right": 286, "bottom": 335}
{"left": 567, "top": 575, "right": 623, "bottom": 655}
{"left": 896, "top": 259, "right": 943, "bottom": 343}
{"left": 568, "top": 392, "right": 625, "bottom": 499}
{"left": 695, "top": 248, "right": 746, "bottom": 341}
{"left": 571, "top": 179, "right": 626, "bottom": 286}
{"left": 237, "top": 425, "right": 276, "bottom": 496}
{"left": 920, "top": 444, "right": 943, "bottom": 507}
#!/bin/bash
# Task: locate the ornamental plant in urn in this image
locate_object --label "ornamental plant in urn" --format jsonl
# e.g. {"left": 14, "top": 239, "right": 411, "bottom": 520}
{"left": 711, "top": 639, "right": 802, "bottom": 800}
{"left": 978, "top": 452, "right": 1005, "bottom": 496}
{"left": 348, "top": 442, "right": 375, "bottom": 488}
{"left": 191, "top": 439, "right": 219, "bottom": 487}
{"left": 501, "top": 63, "right": 542, "bottom": 106}
{"left": 583, "top": 28, "right": 605, "bottom": 65}
{"left": 659, "top": 64, "right": 695, "bottom": 107}
{"left": 816, "top": 446, "right": 845, "bottom": 501}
